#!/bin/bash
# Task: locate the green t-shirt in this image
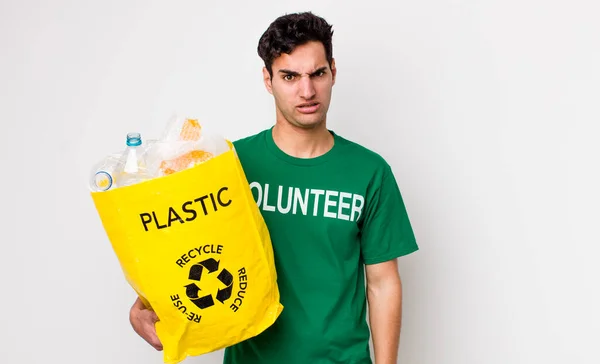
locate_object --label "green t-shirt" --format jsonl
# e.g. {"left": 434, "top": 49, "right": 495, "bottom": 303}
{"left": 224, "top": 127, "right": 418, "bottom": 364}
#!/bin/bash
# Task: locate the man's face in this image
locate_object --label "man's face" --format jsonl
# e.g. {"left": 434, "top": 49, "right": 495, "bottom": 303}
{"left": 263, "top": 41, "right": 336, "bottom": 129}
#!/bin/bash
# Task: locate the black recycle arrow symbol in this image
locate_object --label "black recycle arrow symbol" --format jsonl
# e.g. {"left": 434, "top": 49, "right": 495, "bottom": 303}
{"left": 216, "top": 269, "right": 233, "bottom": 303}
{"left": 188, "top": 258, "right": 220, "bottom": 281}
{"left": 185, "top": 283, "right": 215, "bottom": 309}
{"left": 184, "top": 258, "right": 234, "bottom": 309}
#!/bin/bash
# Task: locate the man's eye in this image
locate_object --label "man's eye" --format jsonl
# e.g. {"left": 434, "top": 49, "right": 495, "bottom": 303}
{"left": 316, "top": 70, "right": 325, "bottom": 77}
{"left": 283, "top": 75, "right": 294, "bottom": 81}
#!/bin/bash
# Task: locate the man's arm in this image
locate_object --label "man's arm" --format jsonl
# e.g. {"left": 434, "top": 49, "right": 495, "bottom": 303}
{"left": 365, "top": 258, "right": 403, "bottom": 364}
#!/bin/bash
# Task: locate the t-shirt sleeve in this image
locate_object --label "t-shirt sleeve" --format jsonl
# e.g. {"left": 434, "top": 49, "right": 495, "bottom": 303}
{"left": 359, "top": 165, "right": 419, "bottom": 265}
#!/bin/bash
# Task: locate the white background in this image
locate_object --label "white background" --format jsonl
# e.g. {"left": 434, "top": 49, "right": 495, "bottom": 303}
{"left": 1, "top": 0, "right": 598, "bottom": 363}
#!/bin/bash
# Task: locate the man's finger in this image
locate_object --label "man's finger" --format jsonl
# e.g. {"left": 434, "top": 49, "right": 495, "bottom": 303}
{"left": 149, "top": 332, "right": 163, "bottom": 351}
{"left": 153, "top": 342, "right": 164, "bottom": 351}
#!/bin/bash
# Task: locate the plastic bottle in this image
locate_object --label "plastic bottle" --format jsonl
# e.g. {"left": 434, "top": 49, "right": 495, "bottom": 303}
{"left": 115, "top": 132, "right": 150, "bottom": 187}
{"left": 89, "top": 155, "right": 120, "bottom": 192}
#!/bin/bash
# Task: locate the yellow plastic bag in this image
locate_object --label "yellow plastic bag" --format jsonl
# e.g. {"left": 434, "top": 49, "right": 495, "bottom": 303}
{"left": 91, "top": 142, "right": 283, "bottom": 363}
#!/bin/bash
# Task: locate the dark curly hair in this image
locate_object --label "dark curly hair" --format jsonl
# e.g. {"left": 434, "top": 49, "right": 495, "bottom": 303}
{"left": 258, "top": 12, "right": 334, "bottom": 77}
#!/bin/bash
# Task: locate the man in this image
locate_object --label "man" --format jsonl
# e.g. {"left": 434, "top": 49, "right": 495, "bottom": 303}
{"left": 130, "top": 12, "right": 418, "bottom": 363}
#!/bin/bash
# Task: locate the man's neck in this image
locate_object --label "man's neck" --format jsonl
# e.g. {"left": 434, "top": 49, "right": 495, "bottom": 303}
{"left": 272, "top": 120, "right": 334, "bottom": 159}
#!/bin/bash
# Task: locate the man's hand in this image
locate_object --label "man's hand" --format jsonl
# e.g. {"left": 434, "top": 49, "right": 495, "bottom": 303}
{"left": 129, "top": 297, "right": 163, "bottom": 351}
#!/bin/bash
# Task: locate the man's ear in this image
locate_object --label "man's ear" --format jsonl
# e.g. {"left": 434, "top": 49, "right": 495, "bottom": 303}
{"left": 331, "top": 59, "right": 337, "bottom": 86}
{"left": 263, "top": 67, "right": 273, "bottom": 95}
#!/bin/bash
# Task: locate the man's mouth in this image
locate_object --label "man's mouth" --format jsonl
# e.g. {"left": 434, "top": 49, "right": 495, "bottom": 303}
{"left": 297, "top": 102, "right": 320, "bottom": 114}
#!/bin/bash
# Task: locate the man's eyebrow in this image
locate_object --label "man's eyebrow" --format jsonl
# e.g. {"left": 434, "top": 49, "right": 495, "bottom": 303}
{"left": 278, "top": 69, "right": 300, "bottom": 76}
{"left": 309, "top": 67, "right": 328, "bottom": 76}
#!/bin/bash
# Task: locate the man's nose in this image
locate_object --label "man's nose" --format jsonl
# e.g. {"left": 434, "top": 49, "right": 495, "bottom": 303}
{"left": 299, "top": 76, "right": 316, "bottom": 99}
